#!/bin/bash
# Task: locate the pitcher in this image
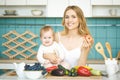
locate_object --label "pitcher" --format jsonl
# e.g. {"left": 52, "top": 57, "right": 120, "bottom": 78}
{"left": 13, "top": 62, "right": 25, "bottom": 79}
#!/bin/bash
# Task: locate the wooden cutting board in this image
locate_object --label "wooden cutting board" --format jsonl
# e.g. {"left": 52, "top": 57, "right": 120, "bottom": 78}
{"left": 46, "top": 74, "right": 102, "bottom": 80}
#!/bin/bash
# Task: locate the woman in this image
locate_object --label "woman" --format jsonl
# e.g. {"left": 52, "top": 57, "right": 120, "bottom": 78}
{"left": 43, "top": 6, "right": 94, "bottom": 68}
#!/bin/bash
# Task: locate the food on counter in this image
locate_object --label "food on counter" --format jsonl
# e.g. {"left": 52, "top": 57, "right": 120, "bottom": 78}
{"left": 77, "top": 66, "right": 91, "bottom": 76}
{"left": 90, "top": 69, "right": 101, "bottom": 76}
{"left": 83, "top": 66, "right": 93, "bottom": 70}
{"left": 24, "top": 63, "right": 47, "bottom": 75}
{"left": 51, "top": 68, "right": 64, "bottom": 76}
{"left": 46, "top": 66, "right": 58, "bottom": 73}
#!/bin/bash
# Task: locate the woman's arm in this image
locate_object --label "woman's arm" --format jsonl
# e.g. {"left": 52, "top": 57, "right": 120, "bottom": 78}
{"left": 78, "top": 35, "right": 94, "bottom": 66}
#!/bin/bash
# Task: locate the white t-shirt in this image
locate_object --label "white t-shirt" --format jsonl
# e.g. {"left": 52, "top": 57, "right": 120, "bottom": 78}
{"left": 37, "top": 42, "right": 64, "bottom": 64}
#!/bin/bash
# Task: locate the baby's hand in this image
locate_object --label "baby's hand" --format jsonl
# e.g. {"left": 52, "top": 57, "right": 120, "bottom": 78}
{"left": 43, "top": 53, "right": 58, "bottom": 64}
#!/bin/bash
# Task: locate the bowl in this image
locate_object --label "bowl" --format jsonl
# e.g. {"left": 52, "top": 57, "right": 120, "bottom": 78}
{"left": 4, "top": 10, "right": 16, "bottom": 15}
{"left": 31, "top": 10, "right": 43, "bottom": 16}
{"left": 24, "top": 70, "right": 47, "bottom": 79}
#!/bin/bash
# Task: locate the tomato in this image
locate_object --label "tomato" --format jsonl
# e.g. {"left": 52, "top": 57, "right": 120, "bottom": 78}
{"left": 77, "top": 66, "right": 91, "bottom": 76}
{"left": 46, "top": 66, "right": 58, "bottom": 72}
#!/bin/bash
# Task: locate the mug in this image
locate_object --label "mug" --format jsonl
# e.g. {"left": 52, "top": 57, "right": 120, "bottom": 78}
{"left": 105, "top": 58, "right": 119, "bottom": 76}
{"left": 109, "top": 9, "right": 117, "bottom": 16}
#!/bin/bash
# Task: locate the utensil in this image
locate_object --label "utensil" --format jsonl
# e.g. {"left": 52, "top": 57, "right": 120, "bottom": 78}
{"left": 105, "top": 42, "right": 112, "bottom": 60}
{"left": 95, "top": 42, "right": 107, "bottom": 60}
{"left": 116, "top": 51, "right": 120, "bottom": 60}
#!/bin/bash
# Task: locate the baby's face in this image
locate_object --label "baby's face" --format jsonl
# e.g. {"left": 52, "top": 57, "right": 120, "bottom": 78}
{"left": 41, "top": 30, "right": 54, "bottom": 46}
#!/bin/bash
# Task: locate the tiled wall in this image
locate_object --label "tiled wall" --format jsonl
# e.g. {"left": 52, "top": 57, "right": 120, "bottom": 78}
{"left": 0, "top": 17, "right": 120, "bottom": 60}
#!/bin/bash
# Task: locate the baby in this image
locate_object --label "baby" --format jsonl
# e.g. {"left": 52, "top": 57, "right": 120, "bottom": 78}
{"left": 37, "top": 26, "right": 65, "bottom": 68}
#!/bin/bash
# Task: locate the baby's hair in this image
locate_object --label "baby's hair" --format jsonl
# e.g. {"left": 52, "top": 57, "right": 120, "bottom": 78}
{"left": 40, "top": 26, "right": 54, "bottom": 37}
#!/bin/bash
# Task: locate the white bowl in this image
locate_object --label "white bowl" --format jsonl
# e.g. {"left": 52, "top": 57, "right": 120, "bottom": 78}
{"left": 24, "top": 70, "right": 45, "bottom": 79}
{"left": 5, "top": 10, "right": 16, "bottom": 15}
{"left": 31, "top": 10, "right": 43, "bottom": 16}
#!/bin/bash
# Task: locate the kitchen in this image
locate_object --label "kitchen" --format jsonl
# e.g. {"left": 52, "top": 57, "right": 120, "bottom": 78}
{"left": 0, "top": 0, "right": 120, "bottom": 80}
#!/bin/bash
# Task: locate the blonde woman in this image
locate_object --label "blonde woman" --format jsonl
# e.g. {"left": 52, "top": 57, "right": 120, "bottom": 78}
{"left": 43, "top": 6, "right": 94, "bottom": 68}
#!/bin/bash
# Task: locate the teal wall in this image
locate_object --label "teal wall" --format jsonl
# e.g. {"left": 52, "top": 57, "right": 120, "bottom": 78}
{"left": 0, "top": 17, "right": 120, "bottom": 60}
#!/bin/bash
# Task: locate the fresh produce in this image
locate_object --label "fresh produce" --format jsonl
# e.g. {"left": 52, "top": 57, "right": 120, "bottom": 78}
{"left": 58, "top": 64, "right": 69, "bottom": 75}
{"left": 77, "top": 66, "right": 91, "bottom": 76}
{"left": 90, "top": 69, "right": 101, "bottom": 76}
{"left": 24, "top": 62, "right": 47, "bottom": 75}
{"left": 83, "top": 66, "right": 93, "bottom": 70}
{"left": 46, "top": 66, "right": 58, "bottom": 73}
{"left": 68, "top": 67, "right": 78, "bottom": 77}
{"left": 51, "top": 68, "right": 64, "bottom": 76}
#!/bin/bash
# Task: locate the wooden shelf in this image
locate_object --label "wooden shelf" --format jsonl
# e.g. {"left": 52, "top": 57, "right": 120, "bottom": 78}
{"left": 0, "top": 15, "right": 46, "bottom": 18}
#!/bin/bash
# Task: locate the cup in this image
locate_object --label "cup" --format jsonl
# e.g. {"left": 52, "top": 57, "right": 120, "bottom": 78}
{"left": 109, "top": 9, "right": 117, "bottom": 16}
{"left": 105, "top": 58, "right": 119, "bottom": 76}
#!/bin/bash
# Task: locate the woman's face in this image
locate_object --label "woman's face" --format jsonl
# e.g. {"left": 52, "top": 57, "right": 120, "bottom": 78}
{"left": 41, "top": 30, "right": 54, "bottom": 46}
{"left": 64, "top": 9, "right": 79, "bottom": 30}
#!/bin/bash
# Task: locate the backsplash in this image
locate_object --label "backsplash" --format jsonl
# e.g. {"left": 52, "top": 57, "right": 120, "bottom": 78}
{"left": 0, "top": 17, "right": 120, "bottom": 60}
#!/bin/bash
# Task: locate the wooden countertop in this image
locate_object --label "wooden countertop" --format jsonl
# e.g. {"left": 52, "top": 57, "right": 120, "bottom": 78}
{"left": 1, "top": 71, "right": 102, "bottom": 80}
{"left": 46, "top": 74, "right": 102, "bottom": 80}
{"left": 0, "top": 59, "right": 119, "bottom": 64}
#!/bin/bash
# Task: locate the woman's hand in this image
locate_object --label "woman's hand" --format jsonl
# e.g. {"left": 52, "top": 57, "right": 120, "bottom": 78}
{"left": 82, "top": 34, "right": 94, "bottom": 48}
{"left": 43, "top": 52, "right": 58, "bottom": 64}
{"left": 81, "top": 34, "right": 94, "bottom": 54}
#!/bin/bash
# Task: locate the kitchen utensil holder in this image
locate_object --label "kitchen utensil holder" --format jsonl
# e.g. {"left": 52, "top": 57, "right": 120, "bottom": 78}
{"left": 2, "top": 30, "right": 38, "bottom": 59}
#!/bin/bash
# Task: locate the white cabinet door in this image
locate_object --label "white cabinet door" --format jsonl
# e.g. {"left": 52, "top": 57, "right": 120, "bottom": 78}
{"left": 47, "top": 0, "right": 69, "bottom": 17}
{"left": 26, "top": 0, "right": 47, "bottom": 5}
{"left": 0, "top": 0, "right": 5, "bottom": 5}
{"left": 69, "top": 0, "right": 91, "bottom": 17}
{"left": 6, "top": 0, "right": 26, "bottom": 5}
{"left": 91, "top": 0, "right": 112, "bottom": 5}
{"left": 113, "top": 0, "right": 120, "bottom": 5}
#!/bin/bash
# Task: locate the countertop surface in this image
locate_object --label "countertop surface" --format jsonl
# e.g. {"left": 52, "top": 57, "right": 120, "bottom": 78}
{"left": 0, "top": 59, "right": 120, "bottom": 64}
{"left": 0, "top": 70, "right": 120, "bottom": 80}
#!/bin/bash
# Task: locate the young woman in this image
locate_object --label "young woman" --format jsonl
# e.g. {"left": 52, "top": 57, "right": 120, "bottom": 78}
{"left": 43, "top": 6, "right": 94, "bottom": 68}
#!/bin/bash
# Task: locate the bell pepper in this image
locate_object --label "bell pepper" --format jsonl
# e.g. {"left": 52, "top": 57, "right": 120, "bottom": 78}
{"left": 83, "top": 66, "right": 93, "bottom": 70}
{"left": 77, "top": 66, "right": 91, "bottom": 76}
{"left": 46, "top": 66, "right": 58, "bottom": 72}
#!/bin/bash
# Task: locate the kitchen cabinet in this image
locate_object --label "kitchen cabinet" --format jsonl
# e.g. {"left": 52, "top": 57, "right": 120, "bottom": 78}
{"left": 47, "top": 0, "right": 69, "bottom": 17}
{"left": 26, "top": 0, "right": 47, "bottom": 5}
{"left": 6, "top": 0, "right": 26, "bottom": 5}
{"left": 69, "top": 0, "right": 92, "bottom": 17}
{"left": 0, "top": 0, "right": 5, "bottom": 5}
{"left": 0, "top": 0, "right": 47, "bottom": 17}
{"left": 91, "top": 0, "right": 120, "bottom": 17}
{"left": 47, "top": 0, "right": 91, "bottom": 17}
{"left": 91, "top": 0, "right": 120, "bottom": 5}
{"left": 113, "top": 0, "right": 120, "bottom": 5}
{"left": 91, "top": 0, "right": 112, "bottom": 5}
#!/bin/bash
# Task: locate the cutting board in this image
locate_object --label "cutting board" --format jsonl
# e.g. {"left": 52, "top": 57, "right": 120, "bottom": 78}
{"left": 46, "top": 74, "right": 102, "bottom": 80}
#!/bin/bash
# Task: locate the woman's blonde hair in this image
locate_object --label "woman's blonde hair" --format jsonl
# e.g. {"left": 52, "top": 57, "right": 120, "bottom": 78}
{"left": 62, "top": 5, "right": 90, "bottom": 36}
{"left": 40, "top": 26, "right": 54, "bottom": 38}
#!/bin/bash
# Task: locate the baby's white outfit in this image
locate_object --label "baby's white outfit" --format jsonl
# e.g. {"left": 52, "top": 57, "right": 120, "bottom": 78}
{"left": 37, "top": 41, "right": 64, "bottom": 65}
{"left": 58, "top": 32, "right": 83, "bottom": 68}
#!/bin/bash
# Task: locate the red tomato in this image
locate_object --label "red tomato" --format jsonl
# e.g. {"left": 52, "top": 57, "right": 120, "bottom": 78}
{"left": 77, "top": 66, "right": 91, "bottom": 76}
{"left": 46, "top": 66, "right": 58, "bottom": 72}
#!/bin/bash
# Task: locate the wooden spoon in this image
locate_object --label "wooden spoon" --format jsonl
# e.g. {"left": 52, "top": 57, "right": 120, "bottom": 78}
{"left": 105, "top": 42, "right": 112, "bottom": 60}
{"left": 95, "top": 42, "right": 107, "bottom": 60}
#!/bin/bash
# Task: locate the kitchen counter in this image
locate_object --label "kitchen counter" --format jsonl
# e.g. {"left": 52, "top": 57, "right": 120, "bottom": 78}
{"left": 1, "top": 59, "right": 119, "bottom": 64}
{"left": 0, "top": 70, "right": 120, "bottom": 80}
{"left": 0, "top": 71, "right": 102, "bottom": 80}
